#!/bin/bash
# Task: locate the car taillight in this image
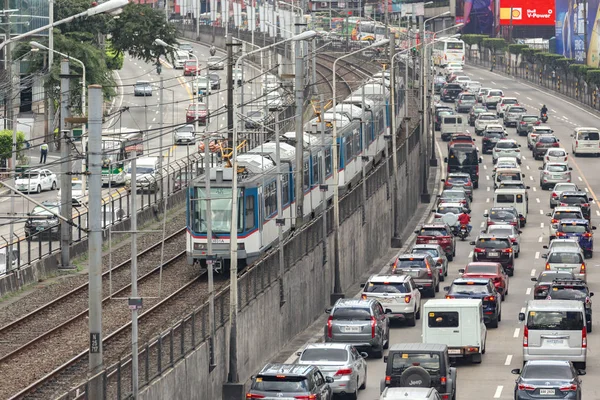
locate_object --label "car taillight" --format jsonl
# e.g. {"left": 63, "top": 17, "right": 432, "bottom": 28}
{"left": 404, "top": 295, "right": 412, "bottom": 304}
{"left": 536, "top": 142, "right": 543, "bottom": 147}
{"left": 520, "top": 121, "right": 526, "bottom": 125}
{"left": 371, "top": 316, "right": 376, "bottom": 338}
{"left": 583, "top": 232, "right": 593, "bottom": 238}
{"left": 560, "top": 202, "right": 568, "bottom": 206}
{"left": 580, "top": 264, "right": 586, "bottom": 274}
{"left": 294, "top": 395, "right": 317, "bottom": 400}
{"left": 510, "top": 221, "right": 518, "bottom": 226}
{"left": 556, "top": 232, "right": 566, "bottom": 237}
{"left": 582, "top": 327, "right": 587, "bottom": 348}
{"left": 551, "top": 192, "right": 558, "bottom": 198}
{"left": 523, "top": 326, "right": 529, "bottom": 347}
{"left": 484, "top": 296, "right": 496, "bottom": 302}
{"left": 576, "top": 140, "right": 579, "bottom": 146}
{"left": 502, "top": 248, "right": 512, "bottom": 253}
{"left": 552, "top": 142, "right": 560, "bottom": 147}
{"left": 474, "top": 248, "right": 486, "bottom": 253}
{"left": 518, "top": 383, "right": 535, "bottom": 391}
{"left": 551, "top": 218, "right": 558, "bottom": 223}
{"left": 559, "top": 384, "right": 578, "bottom": 392}
{"left": 443, "top": 90, "right": 448, "bottom": 94}
{"left": 327, "top": 316, "right": 333, "bottom": 338}
{"left": 494, "top": 277, "right": 501, "bottom": 282}
{"left": 487, "top": 95, "right": 492, "bottom": 98}
{"left": 427, "top": 267, "right": 433, "bottom": 277}
{"left": 510, "top": 237, "right": 517, "bottom": 243}
{"left": 545, "top": 263, "right": 551, "bottom": 270}
{"left": 385, "top": 376, "right": 391, "bottom": 385}
{"left": 247, "top": 395, "right": 266, "bottom": 399}
{"left": 446, "top": 295, "right": 455, "bottom": 299}
{"left": 361, "top": 294, "right": 367, "bottom": 300}
{"left": 464, "top": 181, "right": 472, "bottom": 187}
{"left": 440, "top": 376, "right": 447, "bottom": 385}
{"left": 582, "top": 203, "right": 590, "bottom": 207}
{"left": 333, "top": 368, "right": 353, "bottom": 377}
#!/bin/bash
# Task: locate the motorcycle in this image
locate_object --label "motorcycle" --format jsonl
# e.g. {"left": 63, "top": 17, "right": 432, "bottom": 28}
{"left": 457, "top": 224, "right": 469, "bottom": 241}
{"left": 541, "top": 112, "right": 548, "bottom": 123}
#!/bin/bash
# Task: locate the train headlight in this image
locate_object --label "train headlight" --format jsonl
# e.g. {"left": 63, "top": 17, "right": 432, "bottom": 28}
{"left": 194, "top": 243, "right": 207, "bottom": 250}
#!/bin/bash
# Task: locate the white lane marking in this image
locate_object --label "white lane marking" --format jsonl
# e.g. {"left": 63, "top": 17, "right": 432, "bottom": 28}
{"left": 578, "top": 176, "right": 583, "bottom": 181}
{"left": 540, "top": 210, "right": 544, "bottom": 215}
{"left": 526, "top": 165, "right": 530, "bottom": 170}
{"left": 484, "top": 209, "right": 488, "bottom": 214}
{"left": 531, "top": 269, "right": 536, "bottom": 276}
{"left": 529, "top": 176, "right": 534, "bottom": 181}
{"left": 480, "top": 221, "right": 485, "bottom": 228}
{"left": 494, "top": 386, "right": 503, "bottom": 399}
{"left": 486, "top": 198, "right": 490, "bottom": 203}
{"left": 155, "top": 110, "right": 159, "bottom": 114}
{"left": 585, "top": 187, "right": 589, "bottom": 192}
{"left": 527, "top": 96, "right": 532, "bottom": 100}
{"left": 538, "top": 236, "right": 543, "bottom": 242}
{"left": 521, "top": 307, "right": 526, "bottom": 313}
{"left": 533, "top": 187, "right": 537, "bottom": 192}
{"left": 522, "top": 156, "right": 527, "bottom": 161}
{"left": 491, "top": 81, "right": 497, "bottom": 85}
{"left": 563, "top": 115, "right": 569, "bottom": 120}
{"left": 469, "top": 251, "right": 473, "bottom": 258}
{"left": 486, "top": 175, "right": 490, "bottom": 180}
{"left": 515, "top": 92, "right": 521, "bottom": 95}
{"left": 526, "top": 287, "right": 532, "bottom": 295}
{"left": 487, "top": 187, "right": 490, "bottom": 192}
{"left": 513, "top": 328, "right": 520, "bottom": 338}
{"left": 152, "top": 117, "right": 156, "bottom": 122}
{"left": 148, "top": 125, "right": 153, "bottom": 129}
{"left": 483, "top": 164, "right": 487, "bottom": 170}
{"left": 535, "top": 252, "right": 540, "bottom": 259}
{"left": 541, "top": 222, "right": 545, "bottom": 228}
{"left": 504, "top": 355, "right": 512, "bottom": 366}
{"left": 597, "top": 210, "right": 600, "bottom": 217}
{"left": 536, "top": 198, "right": 540, "bottom": 203}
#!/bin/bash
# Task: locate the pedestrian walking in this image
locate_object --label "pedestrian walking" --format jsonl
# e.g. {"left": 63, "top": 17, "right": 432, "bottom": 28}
{"left": 40, "top": 142, "right": 48, "bottom": 164}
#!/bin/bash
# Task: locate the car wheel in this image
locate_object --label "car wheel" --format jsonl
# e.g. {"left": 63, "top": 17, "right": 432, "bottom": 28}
{"left": 489, "top": 316, "right": 499, "bottom": 328}
{"left": 507, "top": 269, "right": 514, "bottom": 277}
{"left": 359, "top": 366, "right": 367, "bottom": 390}
{"left": 51, "top": 181, "right": 57, "bottom": 190}
{"left": 372, "top": 347, "right": 384, "bottom": 359}
{"left": 435, "top": 281, "right": 440, "bottom": 293}
{"left": 36, "top": 185, "right": 41, "bottom": 194}
{"left": 447, "top": 253, "right": 453, "bottom": 262}
{"left": 515, "top": 250, "right": 519, "bottom": 259}
{"left": 383, "top": 328, "right": 390, "bottom": 349}
{"left": 348, "top": 385, "right": 358, "bottom": 400}
{"left": 408, "top": 311, "right": 417, "bottom": 327}
{"left": 498, "top": 311, "right": 502, "bottom": 322}
{"left": 587, "top": 320, "right": 592, "bottom": 333}
{"left": 416, "top": 306, "right": 421, "bottom": 320}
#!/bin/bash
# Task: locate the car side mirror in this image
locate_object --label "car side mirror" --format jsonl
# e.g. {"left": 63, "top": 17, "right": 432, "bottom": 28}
{"left": 360, "top": 352, "right": 369, "bottom": 359}
{"left": 543, "top": 245, "right": 548, "bottom": 249}
{"left": 444, "top": 157, "right": 448, "bottom": 163}
{"left": 296, "top": 351, "right": 302, "bottom": 356}
{"left": 443, "top": 286, "right": 450, "bottom": 291}
{"left": 590, "top": 292, "right": 594, "bottom": 297}
{"left": 546, "top": 212, "right": 552, "bottom": 216}
{"left": 511, "top": 368, "right": 521, "bottom": 375}
{"left": 483, "top": 213, "right": 489, "bottom": 217}
{"left": 469, "top": 241, "right": 476, "bottom": 245}
{"left": 569, "top": 167, "right": 573, "bottom": 171}
{"left": 522, "top": 173, "right": 526, "bottom": 178}
{"left": 325, "top": 376, "right": 335, "bottom": 383}
{"left": 589, "top": 197, "right": 594, "bottom": 202}
{"left": 557, "top": 139, "right": 560, "bottom": 142}
{"left": 383, "top": 356, "right": 389, "bottom": 363}
{"left": 479, "top": 157, "right": 483, "bottom": 163}
{"left": 518, "top": 144, "right": 522, "bottom": 147}
{"left": 519, "top": 230, "right": 523, "bottom": 234}
{"left": 458, "top": 268, "right": 465, "bottom": 274}
{"left": 518, "top": 312, "right": 525, "bottom": 322}
{"left": 360, "top": 283, "right": 366, "bottom": 288}
{"left": 27, "top": 212, "right": 31, "bottom": 216}
{"left": 541, "top": 254, "right": 548, "bottom": 259}
{"left": 578, "top": 369, "right": 586, "bottom": 376}
{"left": 531, "top": 277, "right": 537, "bottom": 282}
{"left": 538, "top": 167, "right": 543, "bottom": 170}
{"left": 416, "top": 285, "right": 424, "bottom": 290}
{"left": 593, "top": 226, "right": 597, "bottom": 230}
{"left": 526, "top": 186, "right": 531, "bottom": 189}
{"left": 325, "top": 308, "right": 332, "bottom": 314}
{"left": 441, "top": 179, "right": 446, "bottom": 182}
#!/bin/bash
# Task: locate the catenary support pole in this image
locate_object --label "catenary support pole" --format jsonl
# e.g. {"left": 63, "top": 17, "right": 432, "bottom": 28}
{"left": 389, "top": 34, "right": 401, "bottom": 247}
{"left": 87, "top": 84, "right": 104, "bottom": 399}
{"left": 8, "top": 119, "right": 16, "bottom": 273}
{"left": 419, "top": 16, "right": 430, "bottom": 203}
{"left": 204, "top": 131, "right": 216, "bottom": 369}
{"left": 275, "top": 111, "right": 285, "bottom": 306}
{"left": 294, "top": 23, "right": 305, "bottom": 228}
{"left": 319, "top": 94, "right": 327, "bottom": 265}
{"left": 227, "top": 36, "right": 234, "bottom": 145}
{"left": 130, "top": 146, "right": 140, "bottom": 398}
{"left": 60, "top": 59, "right": 73, "bottom": 268}
{"left": 48, "top": 0, "right": 55, "bottom": 143}
{"left": 159, "top": 76, "right": 164, "bottom": 197}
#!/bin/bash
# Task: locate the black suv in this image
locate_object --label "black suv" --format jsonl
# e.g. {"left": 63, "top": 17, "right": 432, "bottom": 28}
{"left": 440, "top": 83, "right": 463, "bottom": 102}
{"left": 444, "top": 278, "right": 502, "bottom": 327}
{"left": 546, "top": 278, "right": 594, "bottom": 332}
{"left": 559, "top": 191, "right": 594, "bottom": 220}
{"left": 470, "top": 234, "right": 515, "bottom": 276}
{"left": 247, "top": 364, "right": 334, "bottom": 400}
{"left": 380, "top": 343, "right": 457, "bottom": 400}
{"left": 481, "top": 129, "right": 507, "bottom": 154}
{"left": 24, "top": 201, "right": 61, "bottom": 241}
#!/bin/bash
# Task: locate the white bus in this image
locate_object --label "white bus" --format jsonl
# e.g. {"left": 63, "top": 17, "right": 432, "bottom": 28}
{"left": 433, "top": 38, "right": 466, "bottom": 66}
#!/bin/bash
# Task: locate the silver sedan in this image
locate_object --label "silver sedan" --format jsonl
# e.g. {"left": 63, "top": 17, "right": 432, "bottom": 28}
{"left": 410, "top": 243, "right": 449, "bottom": 281}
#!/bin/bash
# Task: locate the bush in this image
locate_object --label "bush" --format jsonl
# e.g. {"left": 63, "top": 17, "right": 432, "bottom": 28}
{"left": 508, "top": 44, "right": 528, "bottom": 55}
{"left": 105, "top": 42, "right": 124, "bottom": 70}
{"left": 481, "top": 38, "right": 507, "bottom": 52}
{"left": 462, "top": 34, "right": 487, "bottom": 47}
{"left": 570, "top": 64, "right": 593, "bottom": 79}
{"left": 0, "top": 130, "right": 26, "bottom": 163}
{"left": 555, "top": 57, "right": 574, "bottom": 73}
{"left": 585, "top": 69, "right": 600, "bottom": 86}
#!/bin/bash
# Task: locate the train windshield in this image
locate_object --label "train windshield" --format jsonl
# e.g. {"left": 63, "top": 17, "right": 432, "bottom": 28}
{"left": 190, "top": 187, "right": 243, "bottom": 233}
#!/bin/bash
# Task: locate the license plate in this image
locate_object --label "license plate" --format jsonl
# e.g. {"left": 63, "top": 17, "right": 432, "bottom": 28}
{"left": 488, "top": 252, "right": 499, "bottom": 257}
{"left": 545, "top": 339, "right": 564, "bottom": 345}
{"left": 539, "top": 389, "right": 555, "bottom": 395}
{"left": 429, "top": 240, "right": 438, "bottom": 244}
{"left": 344, "top": 326, "right": 361, "bottom": 333}
{"left": 448, "top": 349, "right": 461, "bottom": 354}
{"left": 558, "top": 268, "right": 573, "bottom": 272}
{"left": 378, "top": 298, "right": 393, "bottom": 303}
{"left": 552, "top": 175, "right": 564, "bottom": 179}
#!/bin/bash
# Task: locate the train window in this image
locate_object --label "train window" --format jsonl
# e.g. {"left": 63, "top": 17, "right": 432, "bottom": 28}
{"left": 245, "top": 195, "right": 255, "bottom": 230}
{"left": 312, "top": 153, "right": 319, "bottom": 185}
{"left": 303, "top": 160, "right": 310, "bottom": 191}
{"left": 345, "top": 137, "right": 352, "bottom": 164}
{"left": 282, "top": 174, "right": 290, "bottom": 205}
{"left": 378, "top": 111, "right": 384, "bottom": 133}
{"left": 264, "top": 182, "right": 277, "bottom": 217}
{"left": 353, "top": 129, "right": 361, "bottom": 155}
{"left": 325, "top": 148, "right": 332, "bottom": 176}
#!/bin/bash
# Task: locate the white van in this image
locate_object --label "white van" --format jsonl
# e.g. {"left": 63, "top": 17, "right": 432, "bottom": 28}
{"left": 422, "top": 299, "right": 487, "bottom": 364}
{"left": 174, "top": 50, "right": 190, "bottom": 69}
{"left": 440, "top": 115, "right": 464, "bottom": 141}
{"left": 571, "top": 127, "right": 600, "bottom": 156}
{"left": 124, "top": 156, "right": 161, "bottom": 193}
{"left": 493, "top": 167, "right": 525, "bottom": 189}
{"left": 519, "top": 300, "right": 587, "bottom": 369}
{"left": 493, "top": 187, "right": 528, "bottom": 226}
{"left": 0, "top": 248, "right": 19, "bottom": 275}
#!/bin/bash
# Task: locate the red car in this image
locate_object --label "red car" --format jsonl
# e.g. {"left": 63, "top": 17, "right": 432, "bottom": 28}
{"left": 458, "top": 262, "right": 509, "bottom": 300}
{"left": 414, "top": 224, "right": 456, "bottom": 261}
{"left": 447, "top": 133, "right": 475, "bottom": 148}
{"left": 186, "top": 103, "right": 208, "bottom": 124}
{"left": 183, "top": 60, "right": 199, "bottom": 76}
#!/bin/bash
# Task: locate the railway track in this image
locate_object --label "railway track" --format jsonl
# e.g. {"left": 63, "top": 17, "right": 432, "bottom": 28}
{"left": 0, "top": 228, "right": 193, "bottom": 399}
{"left": 315, "top": 54, "right": 382, "bottom": 101}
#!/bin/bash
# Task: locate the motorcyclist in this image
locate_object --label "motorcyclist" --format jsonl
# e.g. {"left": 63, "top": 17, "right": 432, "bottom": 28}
{"left": 458, "top": 211, "right": 472, "bottom": 234}
{"left": 540, "top": 104, "right": 548, "bottom": 117}
{"left": 209, "top": 45, "right": 216, "bottom": 56}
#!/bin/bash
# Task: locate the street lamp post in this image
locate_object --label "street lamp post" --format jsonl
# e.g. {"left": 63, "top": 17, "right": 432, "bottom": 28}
{"left": 331, "top": 39, "right": 389, "bottom": 303}
{"left": 222, "top": 30, "right": 317, "bottom": 400}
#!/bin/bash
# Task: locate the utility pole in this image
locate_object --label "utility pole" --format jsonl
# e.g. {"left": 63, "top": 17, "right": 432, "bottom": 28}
{"left": 130, "top": 146, "right": 140, "bottom": 399}
{"left": 584, "top": 0, "right": 589, "bottom": 62}
{"left": 418, "top": 16, "right": 430, "bottom": 203}
{"left": 204, "top": 131, "right": 216, "bottom": 370}
{"left": 319, "top": 94, "right": 327, "bottom": 265}
{"left": 60, "top": 59, "right": 73, "bottom": 269}
{"left": 226, "top": 36, "right": 234, "bottom": 145}
{"left": 4, "top": 0, "right": 13, "bottom": 132}
{"left": 159, "top": 76, "right": 164, "bottom": 197}
{"left": 294, "top": 22, "right": 305, "bottom": 228}
{"left": 389, "top": 34, "right": 401, "bottom": 247}
{"left": 8, "top": 119, "right": 16, "bottom": 272}
{"left": 275, "top": 111, "right": 285, "bottom": 306}
{"left": 87, "top": 84, "right": 104, "bottom": 400}
{"left": 48, "top": 0, "right": 54, "bottom": 144}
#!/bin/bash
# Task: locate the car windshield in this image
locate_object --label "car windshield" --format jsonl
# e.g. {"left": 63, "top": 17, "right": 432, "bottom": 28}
{"left": 538, "top": 272, "right": 574, "bottom": 282}
{"left": 396, "top": 259, "right": 427, "bottom": 269}
{"left": 546, "top": 164, "right": 568, "bottom": 172}
{"left": 332, "top": 308, "right": 372, "bottom": 320}
{"left": 527, "top": 311, "right": 584, "bottom": 330}
{"left": 554, "top": 212, "right": 583, "bottom": 220}
{"left": 522, "top": 364, "right": 573, "bottom": 379}
{"left": 496, "top": 142, "right": 518, "bottom": 149}
{"left": 300, "top": 348, "right": 348, "bottom": 362}
{"left": 252, "top": 376, "right": 309, "bottom": 392}
{"left": 365, "top": 281, "right": 410, "bottom": 293}
{"left": 548, "top": 252, "right": 583, "bottom": 263}
{"left": 476, "top": 239, "right": 509, "bottom": 249}
{"left": 412, "top": 248, "right": 439, "bottom": 258}
{"left": 135, "top": 82, "right": 150, "bottom": 87}
{"left": 72, "top": 182, "right": 83, "bottom": 191}
{"left": 391, "top": 353, "right": 440, "bottom": 375}
{"left": 209, "top": 57, "right": 220, "bottom": 63}
{"left": 486, "top": 132, "right": 504, "bottom": 138}
{"left": 19, "top": 173, "right": 39, "bottom": 179}
{"left": 184, "top": 60, "right": 196, "bottom": 66}
{"left": 449, "top": 283, "right": 491, "bottom": 294}
{"left": 549, "top": 287, "right": 588, "bottom": 300}
{"left": 31, "top": 205, "right": 59, "bottom": 216}
{"left": 465, "top": 264, "right": 497, "bottom": 274}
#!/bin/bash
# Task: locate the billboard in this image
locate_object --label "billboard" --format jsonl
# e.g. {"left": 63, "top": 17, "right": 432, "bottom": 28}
{"left": 455, "top": 0, "right": 497, "bottom": 35}
{"left": 556, "top": 0, "right": 600, "bottom": 66}
{"left": 498, "top": 0, "right": 555, "bottom": 26}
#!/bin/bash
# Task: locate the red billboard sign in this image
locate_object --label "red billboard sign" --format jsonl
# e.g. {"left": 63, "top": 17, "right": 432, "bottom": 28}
{"left": 498, "top": 0, "right": 555, "bottom": 26}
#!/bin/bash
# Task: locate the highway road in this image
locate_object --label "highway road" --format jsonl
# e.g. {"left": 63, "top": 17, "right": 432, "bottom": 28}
{"left": 269, "top": 63, "right": 600, "bottom": 399}
{"left": 0, "top": 39, "right": 268, "bottom": 263}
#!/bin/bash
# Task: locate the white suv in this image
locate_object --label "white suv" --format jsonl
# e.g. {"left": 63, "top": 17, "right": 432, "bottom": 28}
{"left": 474, "top": 113, "right": 500, "bottom": 134}
{"left": 361, "top": 274, "right": 422, "bottom": 326}
{"left": 496, "top": 97, "right": 519, "bottom": 117}
{"left": 493, "top": 139, "right": 522, "bottom": 163}
{"left": 483, "top": 89, "right": 504, "bottom": 109}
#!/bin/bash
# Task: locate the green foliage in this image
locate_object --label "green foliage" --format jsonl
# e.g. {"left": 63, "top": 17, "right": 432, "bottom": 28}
{"left": 0, "top": 130, "right": 25, "bottom": 162}
{"left": 585, "top": 69, "right": 600, "bottom": 86}
{"left": 105, "top": 42, "right": 124, "bottom": 71}
{"left": 555, "top": 57, "right": 574, "bottom": 74}
{"left": 535, "top": 53, "right": 563, "bottom": 67}
{"left": 110, "top": 3, "right": 179, "bottom": 64}
{"left": 481, "top": 38, "right": 507, "bottom": 52}
{"left": 54, "top": 0, "right": 113, "bottom": 45}
{"left": 570, "top": 64, "right": 593, "bottom": 79}
{"left": 462, "top": 34, "right": 488, "bottom": 47}
{"left": 521, "top": 48, "right": 542, "bottom": 63}
{"left": 508, "top": 44, "right": 528, "bottom": 55}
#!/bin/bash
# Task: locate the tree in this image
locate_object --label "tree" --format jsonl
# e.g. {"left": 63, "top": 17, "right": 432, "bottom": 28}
{"left": 481, "top": 38, "right": 507, "bottom": 53}
{"left": 508, "top": 44, "right": 528, "bottom": 55}
{"left": 110, "top": 3, "right": 179, "bottom": 64}
{"left": 54, "top": 0, "right": 113, "bottom": 45}
{"left": 585, "top": 69, "right": 600, "bottom": 86}
{"left": 0, "top": 130, "right": 25, "bottom": 164}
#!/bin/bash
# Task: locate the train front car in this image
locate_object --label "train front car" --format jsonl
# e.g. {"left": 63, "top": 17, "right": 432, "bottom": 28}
{"left": 186, "top": 154, "right": 276, "bottom": 273}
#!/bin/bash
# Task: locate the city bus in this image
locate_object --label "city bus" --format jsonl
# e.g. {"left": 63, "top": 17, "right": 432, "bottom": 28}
{"left": 433, "top": 38, "right": 466, "bottom": 66}
{"left": 89, "top": 128, "right": 144, "bottom": 186}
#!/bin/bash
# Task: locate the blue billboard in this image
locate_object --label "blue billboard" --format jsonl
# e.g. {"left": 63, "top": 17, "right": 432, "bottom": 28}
{"left": 556, "top": 0, "right": 600, "bottom": 66}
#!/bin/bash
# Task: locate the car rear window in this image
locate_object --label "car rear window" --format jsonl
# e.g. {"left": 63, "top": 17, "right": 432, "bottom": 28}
{"left": 538, "top": 136, "right": 558, "bottom": 143}
{"left": 496, "top": 141, "right": 518, "bottom": 149}
{"left": 549, "top": 287, "right": 588, "bottom": 301}
{"left": 476, "top": 238, "right": 510, "bottom": 249}
{"left": 428, "top": 311, "right": 459, "bottom": 328}
{"left": 412, "top": 248, "right": 440, "bottom": 258}
{"left": 503, "top": 99, "right": 518, "bottom": 104}
{"left": 489, "top": 90, "right": 502, "bottom": 96}
{"left": 559, "top": 224, "right": 589, "bottom": 234}
{"left": 479, "top": 115, "right": 495, "bottom": 120}
{"left": 548, "top": 252, "right": 583, "bottom": 263}
{"left": 485, "top": 132, "right": 504, "bottom": 138}
{"left": 449, "top": 282, "right": 491, "bottom": 294}
{"left": 538, "top": 272, "right": 574, "bottom": 282}
{"left": 391, "top": 353, "right": 441, "bottom": 374}
{"left": 508, "top": 107, "right": 526, "bottom": 113}
{"left": 300, "top": 348, "right": 348, "bottom": 362}
{"left": 554, "top": 211, "right": 583, "bottom": 220}
{"left": 547, "top": 150, "right": 566, "bottom": 157}
{"left": 561, "top": 195, "right": 588, "bottom": 204}
{"left": 490, "top": 210, "right": 516, "bottom": 220}
{"left": 396, "top": 259, "right": 427, "bottom": 269}
{"left": 523, "top": 364, "right": 573, "bottom": 379}
{"left": 578, "top": 131, "right": 600, "bottom": 140}
{"left": 488, "top": 227, "right": 514, "bottom": 236}
{"left": 496, "top": 173, "right": 521, "bottom": 181}
{"left": 527, "top": 311, "right": 584, "bottom": 330}
{"left": 547, "top": 164, "right": 568, "bottom": 172}
{"left": 437, "top": 206, "right": 463, "bottom": 214}
{"left": 333, "top": 308, "right": 372, "bottom": 320}
{"left": 522, "top": 116, "right": 538, "bottom": 122}
{"left": 252, "top": 376, "right": 309, "bottom": 392}
{"left": 365, "top": 282, "right": 410, "bottom": 294}
{"left": 466, "top": 264, "right": 498, "bottom": 274}
{"left": 447, "top": 177, "right": 470, "bottom": 184}
{"left": 419, "top": 228, "right": 449, "bottom": 236}
{"left": 461, "top": 95, "right": 476, "bottom": 101}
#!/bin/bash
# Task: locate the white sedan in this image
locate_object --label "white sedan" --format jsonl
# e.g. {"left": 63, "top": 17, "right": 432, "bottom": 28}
{"left": 16, "top": 169, "right": 57, "bottom": 193}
